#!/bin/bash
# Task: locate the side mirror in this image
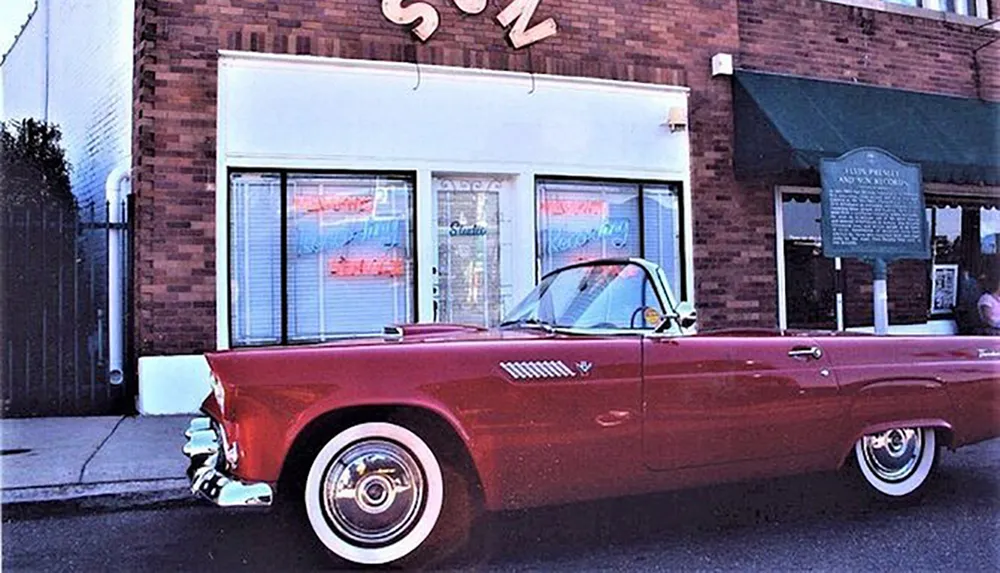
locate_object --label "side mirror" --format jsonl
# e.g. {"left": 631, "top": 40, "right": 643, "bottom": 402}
{"left": 675, "top": 301, "right": 697, "bottom": 330}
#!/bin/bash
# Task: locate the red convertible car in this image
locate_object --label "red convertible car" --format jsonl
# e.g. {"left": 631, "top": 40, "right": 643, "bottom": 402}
{"left": 183, "top": 258, "right": 999, "bottom": 567}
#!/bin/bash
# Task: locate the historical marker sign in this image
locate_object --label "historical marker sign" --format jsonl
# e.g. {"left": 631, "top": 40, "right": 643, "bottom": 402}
{"left": 820, "top": 147, "right": 929, "bottom": 260}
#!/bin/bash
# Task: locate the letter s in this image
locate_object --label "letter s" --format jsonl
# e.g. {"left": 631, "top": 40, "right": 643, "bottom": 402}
{"left": 382, "top": 0, "right": 440, "bottom": 42}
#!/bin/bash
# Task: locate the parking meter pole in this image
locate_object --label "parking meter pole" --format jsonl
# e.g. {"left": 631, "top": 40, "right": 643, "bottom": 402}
{"left": 873, "top": 258, "right": 889, "bottom": 336}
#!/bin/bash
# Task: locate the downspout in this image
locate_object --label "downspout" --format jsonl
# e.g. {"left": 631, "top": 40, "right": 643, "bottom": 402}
{"left": 106, "top": 165, "right": 131, "bottom": 386}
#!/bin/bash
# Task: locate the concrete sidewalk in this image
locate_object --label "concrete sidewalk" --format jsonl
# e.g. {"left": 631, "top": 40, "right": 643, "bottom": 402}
{"left": 1, "top": 415, "right": 196, "bottom": 512}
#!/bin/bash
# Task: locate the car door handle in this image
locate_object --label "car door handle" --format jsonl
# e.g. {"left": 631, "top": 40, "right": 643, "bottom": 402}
{"left": 595, "top": 410, "right": 632, "bottom": 428}
{"left": 788, "top": 346, "right": 823, "bottom": 360}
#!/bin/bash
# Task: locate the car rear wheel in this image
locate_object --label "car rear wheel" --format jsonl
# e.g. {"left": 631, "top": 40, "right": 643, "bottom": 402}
{"left": 303, "top": 421, "right": 472, "bottom": 567}
{"left": 853, "top": 426, "right": 938, "bottom": 498}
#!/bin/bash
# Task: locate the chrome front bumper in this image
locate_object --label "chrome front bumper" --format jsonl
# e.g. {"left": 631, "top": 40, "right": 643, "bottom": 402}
{"left": 182, "top": 417, "right": 273, "bottom": 507}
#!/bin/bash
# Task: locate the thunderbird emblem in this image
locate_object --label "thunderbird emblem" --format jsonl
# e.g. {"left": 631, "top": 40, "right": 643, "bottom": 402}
{"left": 576, "top": 361, "right": 593, "bottom": 376}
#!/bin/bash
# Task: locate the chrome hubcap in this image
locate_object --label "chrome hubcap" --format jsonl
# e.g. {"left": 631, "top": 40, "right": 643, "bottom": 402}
{"left": 862, "top": 428, "right": 923, "bottom": 482}
{"left": 322, "top": 439, "right": 424, "bottom": 546}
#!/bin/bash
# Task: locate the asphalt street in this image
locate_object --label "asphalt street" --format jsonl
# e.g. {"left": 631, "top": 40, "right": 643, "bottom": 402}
{"left": 3, "top": 439, "right": 998, "bottom": 572}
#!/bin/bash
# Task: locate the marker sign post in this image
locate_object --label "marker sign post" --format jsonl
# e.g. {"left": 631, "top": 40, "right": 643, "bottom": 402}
{"left": 820, "top": 148, "right": 929, "bottom": 335}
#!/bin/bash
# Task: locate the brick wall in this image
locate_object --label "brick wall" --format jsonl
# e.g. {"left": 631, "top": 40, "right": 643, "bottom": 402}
{"left": 738, "top": 0, "right": 1000, "bottom": 101}
{"left": 133, "top": 0, "right": 997, "bottom": 354}
{"left": 132, "top": 0, "right": 743, "bottom": 354}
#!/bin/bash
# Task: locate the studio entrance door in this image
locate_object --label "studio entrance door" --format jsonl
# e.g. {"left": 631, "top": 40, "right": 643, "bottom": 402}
{"left": 433, "top": 175, "right": 514, "bottom": 327}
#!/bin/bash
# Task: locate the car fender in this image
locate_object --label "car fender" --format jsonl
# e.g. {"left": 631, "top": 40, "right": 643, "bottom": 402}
{"left": 836, "top": 376, "right": 958, "bottom": 468}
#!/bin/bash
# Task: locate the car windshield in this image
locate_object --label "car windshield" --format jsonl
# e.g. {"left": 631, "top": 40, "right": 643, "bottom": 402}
{"left": 500, "top": 262, "right": 666, "bottom": 331}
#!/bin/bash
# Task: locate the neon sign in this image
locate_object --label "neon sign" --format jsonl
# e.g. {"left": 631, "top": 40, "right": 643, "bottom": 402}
{"left": 545, "top": 218, "right": 631, "bottom": 253}
{"left": 328, "top": 255, "right": 405, "bottom": 278}
{"left": 296, "top": 218, "right": 404, "bottom": 255}
{"left": 539, "top": 199, "right": 608, "bottom": 217}
{"left": 293, "top": 194, "right": 374, "bottom": 215}
{"left": 381, "top": 0, "right": 557, "bottom": 49}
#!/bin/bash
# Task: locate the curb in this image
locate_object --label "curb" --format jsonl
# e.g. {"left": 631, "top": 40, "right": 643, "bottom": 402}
{"left": 2, "top": 478, "right": 201, "bottom": 519}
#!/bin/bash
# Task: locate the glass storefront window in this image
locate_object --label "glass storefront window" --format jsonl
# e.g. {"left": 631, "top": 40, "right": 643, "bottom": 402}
{"left": 779, "top": 191, "right": 1000, "bottom": 333}
{"left": 434, "top": 176, "right": 504, "bottom": 327}
{"left": 536, "top": 179, "right": 685, "bottom": 297}
{"left": 781, "top": 195, "right": 837, "bottom": 330}
{"left": 230, "top": 173, "right": 282, "bottom": 346}
{"left": 287, "top": 174, "right": 414, "bottom": 341}
{"left": 229, "top": 172, "right": 415, "bottom": 346}
{"left": 537, "top": 180, "right": 640, "bottom": 274}
{"left": 981, "top": 208, "right": 999, "bottom": 256}
{"left": 643, "top": 185, "right": 684, "bottom": 300}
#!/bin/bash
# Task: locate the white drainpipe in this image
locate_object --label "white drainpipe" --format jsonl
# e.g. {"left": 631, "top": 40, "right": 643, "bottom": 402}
{"left": 106, "top": 165, "right": 131, "bottom": 386}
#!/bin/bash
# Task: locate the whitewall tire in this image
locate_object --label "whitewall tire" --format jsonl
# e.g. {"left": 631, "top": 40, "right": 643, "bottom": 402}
{"left": 853, "top": 427, "right": 937, "bottom": 498}
{"left": 304, "top": 422, "right": 444, "bottom": 566}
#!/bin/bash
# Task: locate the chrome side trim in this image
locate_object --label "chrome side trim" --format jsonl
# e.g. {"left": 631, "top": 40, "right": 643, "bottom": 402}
{"left": 499, "top": 360, "right": 577, "bottom": 380}
{"left": 182, "top": 417, "right": 273, "bottom": 508}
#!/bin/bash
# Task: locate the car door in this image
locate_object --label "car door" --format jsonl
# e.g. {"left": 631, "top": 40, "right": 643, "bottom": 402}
{"left": 642, "top": 334, "right": 844, "bottom": 471}
{"left": 486, "top": 335, "right": 643, "bottom": 508}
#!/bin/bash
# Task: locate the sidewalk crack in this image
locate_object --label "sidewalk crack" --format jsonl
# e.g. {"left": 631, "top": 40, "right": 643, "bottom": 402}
{"left": 78, "top": 416, "right": 127, "bottom": 484}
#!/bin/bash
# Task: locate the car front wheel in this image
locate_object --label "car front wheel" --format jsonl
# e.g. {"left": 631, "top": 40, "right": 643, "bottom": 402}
{"left": 853, "top": 426, "right": 938, "bottom": 498}
{"left": 304, "top": 421, "right": 449, "bottom": 566}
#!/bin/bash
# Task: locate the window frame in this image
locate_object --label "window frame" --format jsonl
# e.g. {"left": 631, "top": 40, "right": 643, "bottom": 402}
{"left": 533, "top": 175, "right": 688, "bottom": 301}
{"left": 227, "top": 168, "right": 419, "bottom": 348}
{"left": 821, "top": 0, "right": 990, "bottom": 21}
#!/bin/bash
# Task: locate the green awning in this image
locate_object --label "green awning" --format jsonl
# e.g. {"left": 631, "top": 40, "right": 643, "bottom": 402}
{"left": 733, "top": 71, "right": 1000, "bottom": 185}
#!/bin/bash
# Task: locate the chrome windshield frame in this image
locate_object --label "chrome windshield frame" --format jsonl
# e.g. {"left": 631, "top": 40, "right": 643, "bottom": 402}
{"left": 502, "top": 258, "right": 681, "bottom": 336}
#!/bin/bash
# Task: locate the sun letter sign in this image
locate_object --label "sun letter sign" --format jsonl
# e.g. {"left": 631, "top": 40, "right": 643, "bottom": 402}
{"left": 381, "top": 0, "right": 558, "bottom": 48}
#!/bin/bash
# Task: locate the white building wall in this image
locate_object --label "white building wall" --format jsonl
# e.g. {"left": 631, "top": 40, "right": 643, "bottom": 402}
{"left": 46, "top": 0, "right": 134, "bottom": 207}
{"left": 1, "top": 0, "right": 133, "bottom": 206}
{"left": 1, "top": 4, "right": 46, "bottom": 121}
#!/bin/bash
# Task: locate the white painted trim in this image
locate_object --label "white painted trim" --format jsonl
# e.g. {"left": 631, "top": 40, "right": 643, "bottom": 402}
{"left": 774, "top": 186, "right": 787, "bottom": 330}
{"left": 138, "top": 355, "right": 210, "bottom": 415}
{"left": 216, "top": 61, "right": 231, "bottom": 351}
{"left": 222, "top": 154, "right": 689, "bottom": 182}
{"left": 514, "top": 170, "right": 537, "bottom": 297}
{"left": 217, "top": 50, "right": 691, "bottom": 98}
{"left": 680, "top": 122, "right": 695, "bottom": 305}
{"left": 416, "top": 170, "right": 434, "bottom": 323}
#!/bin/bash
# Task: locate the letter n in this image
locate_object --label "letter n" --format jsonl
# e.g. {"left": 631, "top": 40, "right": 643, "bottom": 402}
{"left": 496, "top": 0, "right": 558, "bottom": 49}
{"left": 382, "top": 0, "right": 440, "bottom": 42}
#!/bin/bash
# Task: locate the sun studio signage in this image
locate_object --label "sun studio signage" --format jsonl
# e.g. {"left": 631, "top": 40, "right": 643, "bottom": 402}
{"left": 381, "top": 0, "right": 558, "bottom": 48}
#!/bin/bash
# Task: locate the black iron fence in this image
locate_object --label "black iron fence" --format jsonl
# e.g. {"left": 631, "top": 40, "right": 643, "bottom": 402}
{"left": 1, "top": 200, "right": 131, "bottom": 417}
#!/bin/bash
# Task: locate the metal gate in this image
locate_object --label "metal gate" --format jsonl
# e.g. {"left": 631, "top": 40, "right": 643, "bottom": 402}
{"left": 1, "top": 200, "right": 132, "bottom": 417}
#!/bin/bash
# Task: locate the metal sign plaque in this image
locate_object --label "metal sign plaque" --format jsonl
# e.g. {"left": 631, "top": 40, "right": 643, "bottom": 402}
{"left": 820, "top": 147, "right": 929, "bottom": 260}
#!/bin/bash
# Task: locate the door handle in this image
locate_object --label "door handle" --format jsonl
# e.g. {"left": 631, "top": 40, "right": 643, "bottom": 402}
{"left": 595, "top": 410, "right": 632, "bottom": 428}
{"left": 788, "top": 346, "right": 823, "bottom": 360}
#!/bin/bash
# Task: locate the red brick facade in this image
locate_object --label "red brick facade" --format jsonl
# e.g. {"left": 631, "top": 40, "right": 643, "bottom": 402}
{"left": 131, "top": 0, "right": 998, "bottom": 355}
{"left": 739, "top": 0, "right": 1000, "bottom": 101}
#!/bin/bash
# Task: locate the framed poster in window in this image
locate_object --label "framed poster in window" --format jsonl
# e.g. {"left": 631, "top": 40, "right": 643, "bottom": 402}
{"left": 930, "top": 263, "right": 959, "bottom": 315}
